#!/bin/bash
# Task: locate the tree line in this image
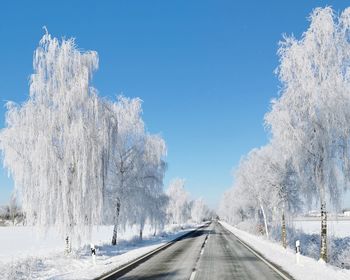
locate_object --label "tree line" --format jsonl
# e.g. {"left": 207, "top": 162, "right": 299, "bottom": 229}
{"left": 219, "top": 7, "right": 350, "bottom": 262}
{"left": 0, "top": 30, "right": 211, "bottom": 247}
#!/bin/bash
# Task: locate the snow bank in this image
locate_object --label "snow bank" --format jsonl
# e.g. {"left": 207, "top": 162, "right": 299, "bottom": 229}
{"left": 220, "top": 221, "right": 350, "bottom": 280}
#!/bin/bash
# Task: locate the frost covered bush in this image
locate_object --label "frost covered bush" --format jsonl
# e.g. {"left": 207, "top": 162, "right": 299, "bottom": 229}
{"left": 235, "top": 219, "right": 262, "bottom": 235}
{"left": 3, "top": 257, "right": 44, "bottom": 280}
{"left": 329, "top": 236, "right": 350, "bottom": 268}
{"left": 269, "top": 224, "right": 350, "bottom": 269}
{"left": 337, "top": 248, "right": 350, "bottom": 269}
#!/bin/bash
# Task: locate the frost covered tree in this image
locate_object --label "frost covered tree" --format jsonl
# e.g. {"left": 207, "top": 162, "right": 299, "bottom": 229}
{"left": 218, "top": 185, "right": 254, "bottom": 225}
{"left": 103, "top": 96, "right": 145, "bottom": 245}
{"left": 0, "top": 31, "right": 109, "bottom": 245}
{"left": 233, "top": 147, "right": 277, "bottom": 238}
{"left": 190, "top": 198, "right": 209, "bottom": 223}
{"left": 258, "top": 143, "right": 301, "bottom": 247}
{"left": 166, "top": 178, "right": 190, "bottom": 224}
{"left": 103, "top": 97, "right": 168, "bottom": 244}
{"left": 219, "top": 142, "right": 301, "bottom": 241}
{"left": 218, "top": 7, "right": 350, "bottom": 260}
{"left": 0, "top": 30, "right": 170, "bottom": 248}
{"left": 136, "top": 134, "right": 167, "bottom": 239}
{"left": 127, "top": 134, "right": 167, "bottom": 240}
{"left": 266, "top": 7, "right": 350, "bottom": 261}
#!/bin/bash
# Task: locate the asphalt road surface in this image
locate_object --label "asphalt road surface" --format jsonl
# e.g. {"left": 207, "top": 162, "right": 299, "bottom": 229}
{"left": 114, "top": 222, "right": 290, "bottom": 280}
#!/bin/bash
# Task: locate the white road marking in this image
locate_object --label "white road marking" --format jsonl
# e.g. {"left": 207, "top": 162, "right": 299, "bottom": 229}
{"left": 190, "top": 226, "right": 211, "bottom": 280}
{"left": 189, "top": 270, "right": 197, "bottom": 280}
{"left": 229, "top": 229, "right": 292, "bottom": 280}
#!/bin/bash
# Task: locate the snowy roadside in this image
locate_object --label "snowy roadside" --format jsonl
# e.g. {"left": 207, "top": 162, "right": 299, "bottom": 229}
{"left": 219, "top": 221, "right": 350, "bottom": 280}
{"left": 0, "top": 223, "right": 201, "bottom": 280}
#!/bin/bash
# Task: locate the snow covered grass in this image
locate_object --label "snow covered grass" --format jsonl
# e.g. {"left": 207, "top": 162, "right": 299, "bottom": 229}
{"left": 220, "top": 221, "right": 350, "bottom": 280}
{"left": 231, "top": 218, "right": 350, "bottom": 268}
{"left": 0, "top": 223, "right": 199, "bottom": 279}
{"left": 270, "top": 225, "right": 350, "bottom": 269}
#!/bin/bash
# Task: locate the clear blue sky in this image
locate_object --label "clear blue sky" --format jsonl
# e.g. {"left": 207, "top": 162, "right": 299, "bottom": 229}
{"left": 1, "top": 1, "right": 350, "bottom": 208}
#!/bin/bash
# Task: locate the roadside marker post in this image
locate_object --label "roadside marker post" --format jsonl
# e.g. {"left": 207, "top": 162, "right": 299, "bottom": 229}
{"left": 91, "top": 244, "right": 96, "bottom": 265}
{"left": 296, "top": 240, "right": 301, "bottom": 264}
{"left": 65, "top": 236, "right": 72, "bottom": 255}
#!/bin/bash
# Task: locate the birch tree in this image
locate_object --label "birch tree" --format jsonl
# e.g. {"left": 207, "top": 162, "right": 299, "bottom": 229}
{"left": 0, "top": 31, "right": 170, "bottom": 249}
{"left": 266, "top": 7, "right": 350, "bottom": 261}
{"left": 104, "top": 97, "right": 168, "bottom": 244}
{"left": 103, "top": 96, "right": 145, "bottom": 245}
{"left": 166, "top": 178, "right": 190, "bottom": 224}
{"left": 0, "top": 31, "right": 108, "bottom": 245}
{"left": 191, "top": 198, "right": 209, "bottom": 223}
{"left": 137, "top": 134, "right": 167, "bottom": 239}
{"left": 234, "top": 148, "right": 276, "bottom": 238}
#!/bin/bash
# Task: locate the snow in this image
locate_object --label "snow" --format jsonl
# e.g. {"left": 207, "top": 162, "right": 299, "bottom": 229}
{"left": 0, "top": 223, "right": 200, "bottom": 279}
{"left": 293, "top": 219, "right": 350, "bottom": 238}
{"left": 220, "top": 221, "right": 350, "bottom": 280}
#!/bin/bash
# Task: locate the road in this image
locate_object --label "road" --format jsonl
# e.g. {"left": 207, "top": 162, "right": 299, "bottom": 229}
{"left": 110, "top": 222, "right": 290, "bottom": 280}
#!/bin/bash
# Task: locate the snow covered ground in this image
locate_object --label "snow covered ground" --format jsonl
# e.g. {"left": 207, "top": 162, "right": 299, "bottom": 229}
{"left": 220, "top": 221, "right": 350, "bottom": 280}
{"left": 293, "top": 219, "right": 350, "bottom": 238}
{"left": 0, "top": 223, "right": 200, "bottom": 279}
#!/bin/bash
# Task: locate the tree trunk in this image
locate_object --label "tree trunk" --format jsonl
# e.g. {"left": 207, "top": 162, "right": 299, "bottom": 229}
{"left": 111, "top": 199, "right": 121, "bottom": 246}
{"left": 139, "top": 228, "right": 143, "bottom": 240}
{"left": 320, "top": 202, "right": 327, "bottom": 262}
{"left": 111, "top": 224, "right": 118, "bottom": 245}
{"left": 260, "top": 204, "right": 269, "bottom": 238}
{"left": 281, "top": 211, "right": 287, "bottom": 249}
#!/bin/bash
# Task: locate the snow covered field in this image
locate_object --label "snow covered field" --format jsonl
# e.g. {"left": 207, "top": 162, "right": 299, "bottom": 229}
{"left": 0, "top": 223, "right": 199, "bottom": 279}
{"left": 293, "top": 219, "right": 350, "bottom": 238}
{"left": 220, "top": 221, "right": 350, "bottom": 280}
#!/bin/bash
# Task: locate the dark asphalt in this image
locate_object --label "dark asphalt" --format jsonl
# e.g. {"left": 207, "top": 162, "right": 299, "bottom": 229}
{"left": 194, "top": 222, "right": 285, "bottom": 279}
{"left": 113, "top": 222, "right": 289, "bottom": 280}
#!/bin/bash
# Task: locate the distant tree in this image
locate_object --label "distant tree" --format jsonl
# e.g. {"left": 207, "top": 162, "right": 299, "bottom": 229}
{"left": 9, "top": 193, "right": 19, "bottom": 225}
{"left": 103, "top": 96, "right": 145, "bottom": 245}
{"left": 136, "top": 134, "right": 167, "bottom": 240}
{"left": 191, "top": 198, "right": 209, "bottom": 223}
{"left": 166, "top": 178, "right": 190, "bottom": 224}
{"left": 103, "top": 97, "right": 168, "bottom": 243}
{"left": 234, "top": 147, "right": 276, "bottom": 238}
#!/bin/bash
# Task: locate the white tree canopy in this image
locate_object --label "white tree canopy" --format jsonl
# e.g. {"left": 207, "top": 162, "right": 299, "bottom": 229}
{"left": 0, "top": 31, "right": 107, "bottom": 243}
{"left": 266, "top": 7, "right": 350, "bottom": 208}
{"left": 166, "top": 178, "right": 190, "bottom": 224}
{"left": 0, "top": 32, "right": 170, "bottom": 246}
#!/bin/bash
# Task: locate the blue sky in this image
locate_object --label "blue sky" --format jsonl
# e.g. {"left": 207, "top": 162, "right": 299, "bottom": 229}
{"left": 1, "top": 1, "right": 350, "bottom": 208}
